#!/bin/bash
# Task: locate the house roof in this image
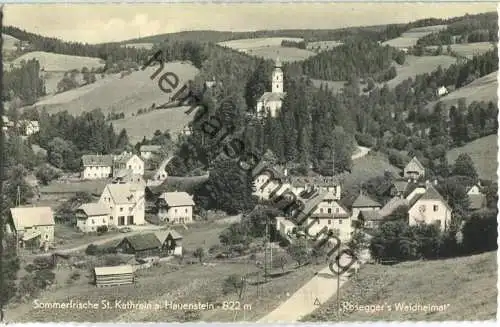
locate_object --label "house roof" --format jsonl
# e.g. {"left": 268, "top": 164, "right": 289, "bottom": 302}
{"left": 352, "top": 194, "right": 381, "bottom": 208}
{"left": 94, "top": 265, "right": 134, "bottom": 276}
{"left": 295, "top": 191, "right": 350, "bottom": 222}
{"left": 393, "top": 180, "right": 409, "bottom": 193}
{"left": 114, "top": 152, "right": 142, "bottom": 165}
{"left": 82, "top": 154, "right": 113, "bottom": 167}
{"left": 405, "top": 156, "right": 425, "bottom": 171}
{"left": 10, "top": 207, "right": 55, "bottom": 230}
{"left": 121, "top": 233, "right": 162, "bottom": 251}
{"left": 105, "top": 183, "right": 141, "bottom": 204}
{"left": 158, "top": 191, "right": 195, "bottom": 207}
{"left": 468, "top": 193, "right": 486, "bottom": 210}
{"left": 112, "top": 171, "right": 146, "bottom": 186}
{"left": 155, "top": 229, "right": 183, "bottom": 243}
{"left": 258, "top": 92, "right": 286, "bottom": 103}
{"left": 409, "top": 185, "right": 451, "bottom": 211}
{"left": 77, "top": 202, "right": 111, "bottom": 217}
{"left": 252, "top": 162, "right": 286, "bottom": 180}
{"left": 289, "top": 176, "right": 340, "bottom": 188}
{"left": 140, "top": 145, "right": 162, "bottom": 153}
{"left": 359, "top": 210, "right": 384, "bottom": 221}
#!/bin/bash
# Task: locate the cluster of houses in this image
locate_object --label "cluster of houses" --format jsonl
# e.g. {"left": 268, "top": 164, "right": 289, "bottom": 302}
{"left": 2, "top": 116, "right": 40, "bottom": 136}
{"left": 255, "top": 156, "right": 487, "bottom": 243}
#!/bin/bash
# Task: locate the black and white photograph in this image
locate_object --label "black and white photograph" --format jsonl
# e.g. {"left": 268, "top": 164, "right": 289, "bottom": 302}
{"left": 0, "top": 2, "right": 497, "bottom": 323}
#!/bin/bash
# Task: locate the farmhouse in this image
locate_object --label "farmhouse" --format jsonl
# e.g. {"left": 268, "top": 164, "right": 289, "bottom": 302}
{"left": 407, "top": 184, "right": 452, "bottom": 231}
{"left": 358, "top": 210, "right": 384, "bottom": 229}
{"left": 155, "top": 229, "right": 183, "bottom": 256}
{"left": 75, "top": 203, "right": 111, "bottom": 233}
{"left": 81, "top": 154, "right": 113, "bottom": 180}
{"left": 404, "top": 156, "right": 426, "bottom": 180}
{"left": 113, "top": 151, "right": 144, "bottom": 177}
{"left": 99, "top": 183, "right": 145, "bottom": 227}
{"left": 256, "top": 57, "right": 287, "bottom": 118}
{"left": 140, "top": 145, "right": 162, "bottom": 160}
{"left": 116, "top": 233, "right": 162, "bottom": 258}
{"left": 297, "top": 192, "right": 353, "bottom": 242}
{"left": 156, "top": 191, "right": 195, "bottom": 224}
{"left": 94, "top": 265, "right": 135, "bottom": 288}
{"left": 350, "top": 193, "right": 382, "bottom": 225}
{"left": 7, "top": 206, "right": 55, "bottom": 249}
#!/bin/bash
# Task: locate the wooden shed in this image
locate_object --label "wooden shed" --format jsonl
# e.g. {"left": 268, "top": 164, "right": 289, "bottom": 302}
{"left": 94, "top": 265, "right": 135, "bottom": 287}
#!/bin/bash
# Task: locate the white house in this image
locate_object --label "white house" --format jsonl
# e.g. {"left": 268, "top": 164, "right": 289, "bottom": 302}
{"left": 75, "top": 203, "right": 111, "bottom": 233}
{"left": 81, "top": 154, "right": 113, "bottom": 180}
{"left": 155, "top": 229, "right": 183, "bottom": 256}
{"left": 437, "top": 86, "right": 448, "bottom": 97}
{"left": 404, "top": 156, "right": 426, "bottom": 180}
{"left": 7, "top": 206, "right": 55, "bottom": 249}
{"left": 150, "top": 156, "right": 172, "bottom": 184}
{"left": 297, "top": 192, "right": 353, "bottom": 242}
{"left": 140, "top": 145, "right": 162, "bottom": 160}
{"left": 466, "top": 182, "right": 486, "bottom": 210}
{"left": 156, "top": 191, "right": 195, "bottom": 224}
{"left": 350, "top": 193, "right": 382, "bottom": 226}
{"left": 99, "top": 183, "right": 145, "bottom": 227}
{"left": 252, "top": 164, "right": 289, "bottom": 200}
{"left": 113, "top": 152, "right": 144, "bottom": 177}
{"left": 2, "top": 116, "right": 10, "bottom": 131}
{"left": 24, "top": 120, "right": 40, "bottom": 136}
{"left": 289, "top": 176, "right": 341, "bottom": 200}
{"left": 256, "top": 57, "right": 287, "bottom": 118}
{"left": 407, "top": 184, "right": 452, "bottom": 231}
{"left": 275, "top": 216, "right": 296, "bottom": 237}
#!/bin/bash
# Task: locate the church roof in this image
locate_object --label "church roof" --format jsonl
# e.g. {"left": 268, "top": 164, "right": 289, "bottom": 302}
{"left": 258, "top": 92, "right": 286, "bottom": 102}
{"left": 275, "top": 57, "right": 282, "bottom": 68}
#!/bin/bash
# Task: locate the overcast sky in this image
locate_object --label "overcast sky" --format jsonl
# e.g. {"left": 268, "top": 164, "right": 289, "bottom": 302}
{"left": 4, "top": 3, "right": 497, "bottom": 44}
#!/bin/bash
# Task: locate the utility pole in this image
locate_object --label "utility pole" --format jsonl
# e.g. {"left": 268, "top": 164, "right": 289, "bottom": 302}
{"left": 264, "top": 217, "right": 268, "bottom": 283}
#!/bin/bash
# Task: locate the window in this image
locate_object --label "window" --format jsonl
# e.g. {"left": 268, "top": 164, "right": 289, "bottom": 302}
{"left": 320, "top": 208, "right": 324, "bottom": 213}
{"left": 185, "top": 208, "right": 188, "bottom": 213}
{"left": 433, "top": 205, "right": 439, "bottom": 212}
{"left": 91, "top": 219, "right": 95, "bottom": 225}
{"left": 128, "top": 165, "right": 132, "bottom": 169}
{"left": 339, "top": 219, "right": 343, "bottom": 224}
{"left": 110, "top": 216, "right": 113, "bottom": 221}
{"left": 336, "top": 208, "right": 339, "bottom": 213}
{"left": 328, "top": 220, "right": 331, "bottom": 225}
{"left": 45, "top": 234, "right": 48, "bottom": 239}
{"left": 103, "top": 218, "right": 106, "bottom": 223}
{"left": 317, "top": 220, "right": 320, "bottom": 224}
{"left": 327, "top": 208, "right": 332, "bottom": 214}
{"left": 175, "top": 209, "right": 178, "bottom": 213}
{"left": 120, "top": 207, "right": 123, "bottom": 212}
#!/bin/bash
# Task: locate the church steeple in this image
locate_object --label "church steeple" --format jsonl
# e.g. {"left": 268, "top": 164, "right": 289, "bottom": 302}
{"left": 271, "top": 56, "right": 283, "bottom": 93}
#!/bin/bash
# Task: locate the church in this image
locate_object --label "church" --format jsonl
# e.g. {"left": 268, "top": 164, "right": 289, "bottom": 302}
{"left": 256, "top": 58, "right": 286, "bottom": 118}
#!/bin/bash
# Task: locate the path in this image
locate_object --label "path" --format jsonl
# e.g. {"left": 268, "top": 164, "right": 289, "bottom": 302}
{"left": 352, "top": 146, "right": 370, "bottom": 160}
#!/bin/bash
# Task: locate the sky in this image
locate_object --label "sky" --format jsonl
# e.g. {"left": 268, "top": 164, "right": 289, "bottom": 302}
{"left": 3, "top": 3, "right": 498, "bottom": 44}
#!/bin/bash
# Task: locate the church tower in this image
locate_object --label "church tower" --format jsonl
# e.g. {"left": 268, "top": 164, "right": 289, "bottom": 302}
{"left": 271, "top": 57, "right": 284, "bottom": 93}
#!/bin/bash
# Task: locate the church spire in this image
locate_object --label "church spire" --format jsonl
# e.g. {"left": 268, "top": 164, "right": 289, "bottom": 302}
{"left": 275, "top": 56, "right": 282, "bottom": 68}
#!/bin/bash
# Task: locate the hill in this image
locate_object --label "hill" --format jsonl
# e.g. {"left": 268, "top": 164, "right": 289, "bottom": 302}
{"left": 12, "top": 51, "right": 105, "bottom": 72}
{"left": 426, "top": 71, "right": 498, "bottom": 110}
{"left": 342, "top": 152, "right": 400, "bottom": 190}
{"left": 113, "top": 105, "right": 198, "bottom": 144}
{"left": 303, "top": 251, "right": 496, "bottom": 321}
{"left": 2, "top": 33, "right": 20, "bottom": 51}
{"left": 382, "top": 25, "right": 447, "bottom": 48}
{"left": 31, "top": 61, "right": 199, "bottom": 117}
{"left": 446, "top": 135, "right": 498, "bottom": 181}
{"left": 425, "top": 42, "right": 495, "bottom": 59}
{"left": 384, "top": 55, "right": 456, "bottom": 88}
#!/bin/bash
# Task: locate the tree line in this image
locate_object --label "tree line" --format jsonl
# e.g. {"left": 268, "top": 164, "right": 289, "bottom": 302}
{"left": 3, "top": 59, "right": 46, "bottom": 105}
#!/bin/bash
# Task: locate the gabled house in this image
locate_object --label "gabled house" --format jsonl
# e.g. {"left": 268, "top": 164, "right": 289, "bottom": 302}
{"left": 99, "top": 183, "right": 145, "bottom": 227}
{"left": 113, "top": 151, "right": 144, "bottom": 177}
{"left": 252, "top": 163, "right": 289, "bottom": 200}
{"left": 154, "top": 229, "right": 183, "bottom": 256}
{"left": 112, "top": 170, "right": 146, "bottom": 186}
{"left": 81, "top": 154, "right": 113, "bottom": 180}
{"left": 404, "top": 157, "right": 426, "bottom": 180}
{"left": 75, "top": 203, "right": 111, "bottom": 233}
{"left": 295, "top": 191, "right": 352, "bottom": 242}
{"left": 115, "top": 233, "right": 162, "bottom": 258}
{"left": 140, "top": 145, "right": 162, "bottom": 160}
{"left": 466, "top": 182, "right": 486, "bottom": 211}
{"left": 358, "top": 210, "right": 384, "bottom": 230}
{"left": 7, "top": 207, "right": 55, "bottom": 249}
{"left": 288, "top": 176, "right": 341, "bottom": 200}
{"left": 156, "top": 191, "right": 195, "bottom": 224}
{"left": 149, "top": 156, "right": 172, "bottom": 184}
{"left": 407, "top": 184, "right": 452, "bottom": 231}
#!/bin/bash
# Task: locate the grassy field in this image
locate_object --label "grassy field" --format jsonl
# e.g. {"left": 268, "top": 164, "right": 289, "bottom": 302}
{"left": 12, "top": 51, "right": 105, "bottom": 72}
{"left": 32, "top": 61, "right": 199, "bottom": 118}
{"left": 302, "top": 251, "right": 497, "bottom": 321}
{"left": 426, "top": 42, "right": 495, "bottom": 59}
{"left": 41, "top": 71, "right": 108, "bottom": 95}
{"left": 306, "top": 40, "right": 344, "bottom": 52}
{"left": 342, "top": 152, "right": 401, "bottom": 190}
{"left": 218, "top": 37, "right": 315, "bottom": 62}
{"left": 39, "top": 180, "right": 109, "bottom": 196}
{"left": 382, "top": 25, "right": 447, "bottom": 49}
{"left": 113, "top": 105, "right": 199, "bottom": 143}
{"left": 384, "top": 55, "right": 456, "bottom": 88}
{"left": 123, "top": 43, "right": 155, "bottom": 50}
{"left": 3, "top": 33, "right": 20, "bottom": 51}
{"left": 426, "top": 71, "right": 498, "bottom": 111}
{"left": 310, "top": 79, "right": 348, "bottom": 94}
{"left": 446, "top": 134, "right": 498, "bottom": 181}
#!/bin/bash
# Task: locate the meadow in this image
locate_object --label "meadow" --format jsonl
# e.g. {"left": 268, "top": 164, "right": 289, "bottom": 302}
{"left": 302, "top": 251, "right": 497, "bottom": 321}
{"left": 384, "top": 55, "right": 456, "bottom": 88}
{"left": 446, "top": 134, "right": 498, "bottom": 181}
{"left": 426, "top": 42, "right": 494, "bottom": 59}
{"left": 382, "top": 25, "right": 447, "bottom": 49}
{"left": 32, "top": 62, "right": 199, "bottom": 118}
{"left": 426, "top": 71, "right": 498, "bottom": 111}
{"left": 12, "top": 51, "right": 105, "bottom": 72}
{"left": 123, "top": 43, "right": 155, "bottom": 50}
{"left": 306, "top": 40, "right": 344, "bottom": 52}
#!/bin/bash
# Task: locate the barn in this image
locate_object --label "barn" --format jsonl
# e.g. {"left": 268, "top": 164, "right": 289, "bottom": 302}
{"left": 115, "top": 233, "right": 162, "bottom": 258}
{"left": 94, "top": 265, "right": 135, "bottom": 287}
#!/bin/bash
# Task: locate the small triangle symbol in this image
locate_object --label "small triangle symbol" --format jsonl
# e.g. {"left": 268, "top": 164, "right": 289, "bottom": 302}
{"left": 314, "top": 298, "right": 321, "bottom": 306}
